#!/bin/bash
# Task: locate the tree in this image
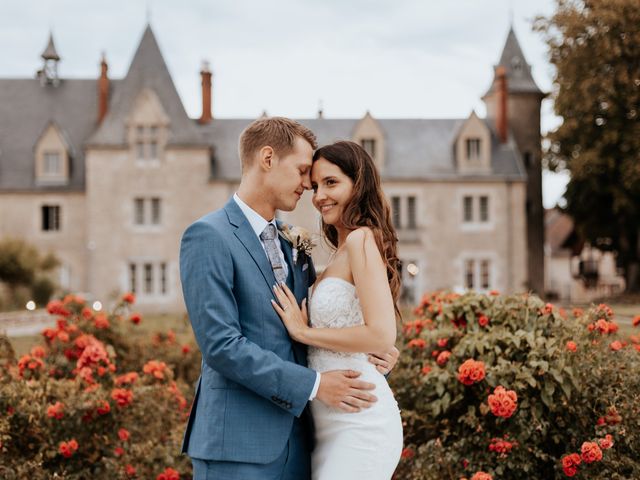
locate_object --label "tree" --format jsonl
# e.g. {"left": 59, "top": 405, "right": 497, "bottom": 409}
{"left": 535, "top": 0, "right": 640, "bottom": 292}
{"left": 0, "top": 237, "right": 59, "bottom": 308}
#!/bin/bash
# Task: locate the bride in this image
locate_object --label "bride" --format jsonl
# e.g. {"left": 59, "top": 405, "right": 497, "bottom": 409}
{"left": 271, "top": 140, "right": 403, "bottom": 479}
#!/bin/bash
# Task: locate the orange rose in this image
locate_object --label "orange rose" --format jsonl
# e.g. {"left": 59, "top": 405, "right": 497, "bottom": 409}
{"left": 488, "top": 386, "right": 518, "bottom": 418}
{"left": 457, "top": 359, "right": 486, "bottom": 386}
{"left": 580, "top": 441, "right": 603, "bottom": 463}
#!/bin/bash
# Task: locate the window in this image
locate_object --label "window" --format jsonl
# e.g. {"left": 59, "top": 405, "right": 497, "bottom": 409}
{"left": 407, "top": 196, "right": 417, "bottom": 229}
{"left": 160, "top": 263, "right": 167, "bottom": 294}
{"left": 466, "top": 138, "right": 481, "bottom": 161}
{"left": 361, "top": 139, "right": 376, "bottom": 159}
{"left": 151, "top": 198, "right": 161, "bottom": 225}
{"left": 523, "top": 152, "right": 532, "bottom": 168}
{"left": 42, "top": 205, "right": 61, "bottom": 231}
{"left": 391, "top": 196, "right": 401, "bottom": 229}
{"left": 128, "top": 261, "right": 169, "bottom": 297}
{"left": 129, "top": 263, "right": 137, "bottom": 294}
{"left": 134, "top": 198, "right": 145, "bottom": 225}
{"left": 465, "top": 259, "right": 475, "bottom": 289}
{"left": 144, "top": 263, "right": 153, "bottom": 294}
{"left": 480, "top": 260, "right": 490, "bottom": 289}
{"left": 134, "top": 198, "right": 162, "bottom": 226}
{"left": 43, "top": 152, "right": 61, "bottom": 175}
{"left": 463, "top": 196, "right": 473, "bottom": 222}
{"left": 479, "top": 196, "right": 489, "bottom": 222}
{"left": 463, "top": 258, "right": 492, "bottom": 291}
{"left": 136, "top": 141, "right": 145, "bottom": 161}
{"left": 149, "top": 141, "right": 158, "bottom": 160}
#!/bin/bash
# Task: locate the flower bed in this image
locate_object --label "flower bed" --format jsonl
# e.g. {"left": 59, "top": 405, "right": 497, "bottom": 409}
{"left": 391, "top": 292, "right": 640, "bottom": 480}
{"left": 0, "top": 294, "right": 200, "bottom": 479}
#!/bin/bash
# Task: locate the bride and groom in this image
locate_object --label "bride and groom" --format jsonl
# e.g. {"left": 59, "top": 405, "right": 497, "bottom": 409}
{"left": 179, "top": 117, "right": 403, "bottom": 479}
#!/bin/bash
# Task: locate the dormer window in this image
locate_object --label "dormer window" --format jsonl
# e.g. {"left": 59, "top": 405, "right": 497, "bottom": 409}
{"left": 43, "top": 151, "right": 62, "bottom": 175}
{"left": 466, "top": 138, "right": 481, "bottom": 161}
{"left": 134, "top": 124, "right": 161, "bottom": 162}
{"left": 34, "top": 123, "right": 70, "bottom": 185}
{"left": 511, "top": 56, "right": 523, "bottom": 74}
{"left": 361, "top": 139, "right": 376, "bottom": 159}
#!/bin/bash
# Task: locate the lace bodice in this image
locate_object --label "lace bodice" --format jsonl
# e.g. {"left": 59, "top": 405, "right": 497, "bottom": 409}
{"left": 307, "top": 277, "right": 368, "bottom": 371}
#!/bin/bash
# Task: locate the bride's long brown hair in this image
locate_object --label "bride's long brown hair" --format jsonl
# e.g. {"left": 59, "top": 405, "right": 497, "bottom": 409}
{"left": 312, "top": 141, "right": 402, "bottom": 319}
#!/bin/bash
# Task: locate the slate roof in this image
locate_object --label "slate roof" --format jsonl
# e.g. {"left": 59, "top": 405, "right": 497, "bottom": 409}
{"left": 484, "top": 27, "right": 545, "bottom": 97}
{"left": 0, "top": 78, "right": 117, "bottom": 191}
{"left": 88, "top": 25, "right": 206, "bottom": 147}
{"left": 199, "top": 118, "right": 527, "bottom": 181}
{"left": 0, "top": 25, "right": 527, "bottom": 192}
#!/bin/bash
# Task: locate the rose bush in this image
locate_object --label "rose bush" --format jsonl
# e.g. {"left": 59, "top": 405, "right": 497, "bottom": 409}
{"left": 0, "top": 294, "right": 200, "bottom": 479}
{"left": 391, "top": 292, "right": 640, "bottom": 479}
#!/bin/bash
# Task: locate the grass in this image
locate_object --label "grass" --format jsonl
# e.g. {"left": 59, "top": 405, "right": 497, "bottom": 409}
{"left": 8, "top": 312, "right": 192, "bottom": 356}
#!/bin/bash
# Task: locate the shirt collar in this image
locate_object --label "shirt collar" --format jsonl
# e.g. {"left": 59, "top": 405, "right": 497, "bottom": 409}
{"left": 233, "top": 193, "right": 277, "bottom": 238}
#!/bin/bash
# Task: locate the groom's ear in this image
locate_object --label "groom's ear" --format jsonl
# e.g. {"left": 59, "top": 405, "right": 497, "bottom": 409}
{"left": 257, "top": 145, "right": 275, "bottom": 171}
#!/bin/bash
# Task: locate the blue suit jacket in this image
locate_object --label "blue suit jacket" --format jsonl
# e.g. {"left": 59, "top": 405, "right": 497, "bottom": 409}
{"left": 179, "top": 197, "right": 317, "bottom": 463}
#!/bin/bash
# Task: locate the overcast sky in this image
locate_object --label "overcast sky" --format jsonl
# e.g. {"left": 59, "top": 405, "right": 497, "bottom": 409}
{"left": 1, "top": 0, "right": 569, "bottom": 207}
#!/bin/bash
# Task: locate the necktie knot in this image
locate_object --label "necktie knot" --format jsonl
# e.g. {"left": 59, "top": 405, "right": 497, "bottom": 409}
{"left": 260, "top": 223, "right": 277, "bottom": 241}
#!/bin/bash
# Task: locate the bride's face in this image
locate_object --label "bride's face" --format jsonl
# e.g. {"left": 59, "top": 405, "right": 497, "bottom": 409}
{"left": 310, "top": 157, "right": 354, "bottom": 227}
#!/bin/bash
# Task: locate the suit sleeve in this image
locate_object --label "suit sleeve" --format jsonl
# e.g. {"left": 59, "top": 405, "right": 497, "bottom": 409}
{"left": 180, "top": 221, "right": 316, "bottom": 417}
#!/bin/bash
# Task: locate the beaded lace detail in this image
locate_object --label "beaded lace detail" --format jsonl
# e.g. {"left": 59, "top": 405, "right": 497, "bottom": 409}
{"left": 308, "top": 277, "right": 368, "bottom": 370}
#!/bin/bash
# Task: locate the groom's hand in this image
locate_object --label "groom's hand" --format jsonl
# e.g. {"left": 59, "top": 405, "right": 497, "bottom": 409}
{"left": 316, "top": 370, "right": 377, "bottom": 413}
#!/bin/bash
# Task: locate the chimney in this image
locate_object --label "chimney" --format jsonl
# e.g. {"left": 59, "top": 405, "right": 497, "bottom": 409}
{"left": 496, "top": 65, "right": 508, "bottom": 143}
{"left": 97, "top": 52, "right": 109, "bottom": 124}
{"left": 198, "top": 61, "right": 213, "bottom": 124}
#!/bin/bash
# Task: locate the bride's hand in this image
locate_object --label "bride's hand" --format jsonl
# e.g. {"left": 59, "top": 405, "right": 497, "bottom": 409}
{"left": 271, "top": 283, "right": 309, "bottom": 342}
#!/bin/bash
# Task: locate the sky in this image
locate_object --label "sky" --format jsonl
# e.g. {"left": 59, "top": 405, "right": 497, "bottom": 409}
{"left": 1, "top": 0, "right": 569, "bottom": 207}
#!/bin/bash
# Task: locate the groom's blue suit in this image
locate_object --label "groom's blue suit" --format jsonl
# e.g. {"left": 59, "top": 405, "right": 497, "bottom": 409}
{"left": 180, "top": 197, "right": 318, "bottom": 478}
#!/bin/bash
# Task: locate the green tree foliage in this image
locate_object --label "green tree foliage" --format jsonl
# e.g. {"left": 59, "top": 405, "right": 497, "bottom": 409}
{"left": 0, "top": 237, "right": 60, "bottom": 308}
{"left": 535, "top": 0, "right": 640, "bottom": 291}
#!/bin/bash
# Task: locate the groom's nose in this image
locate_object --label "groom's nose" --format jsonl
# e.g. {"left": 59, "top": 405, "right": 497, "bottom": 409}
{"left": 301, "top": 172, "right": 312, "bottom": 190}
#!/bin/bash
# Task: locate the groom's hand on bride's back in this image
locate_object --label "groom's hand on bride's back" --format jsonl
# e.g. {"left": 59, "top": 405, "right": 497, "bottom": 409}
{"left": 316, "top": 370, "right": 377, "bottom": 413}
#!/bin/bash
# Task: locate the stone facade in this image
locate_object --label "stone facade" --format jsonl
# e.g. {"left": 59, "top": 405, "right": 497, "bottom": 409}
{"left": 0, "top": 25, "right": 543, "bottom": 312}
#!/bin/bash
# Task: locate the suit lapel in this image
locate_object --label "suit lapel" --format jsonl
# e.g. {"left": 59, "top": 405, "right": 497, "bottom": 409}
{"left": 225, "top": 198, "right": 277, "bottom": 291}
{"left": 277, "top": 223, "right": 299, "bottom": 298}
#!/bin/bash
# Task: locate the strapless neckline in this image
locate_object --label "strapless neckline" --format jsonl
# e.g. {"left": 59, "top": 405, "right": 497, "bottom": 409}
{"left": 312, "top": 276, "right": 355, "bottom": 295}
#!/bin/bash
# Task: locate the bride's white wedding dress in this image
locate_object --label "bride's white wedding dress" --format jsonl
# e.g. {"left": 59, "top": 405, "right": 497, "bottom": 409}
{"left": 308, "top": 277, "right": 403, "bottom": 480}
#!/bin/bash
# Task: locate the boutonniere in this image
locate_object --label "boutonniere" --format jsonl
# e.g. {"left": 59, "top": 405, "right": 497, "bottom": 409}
{"left": 279, "top": 224, "right": 316, "bottom": 264}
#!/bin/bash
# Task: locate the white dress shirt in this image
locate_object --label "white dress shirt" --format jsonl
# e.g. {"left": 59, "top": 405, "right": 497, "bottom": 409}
{"left": 233, "top": 193, "right": 321, "bottom": 401}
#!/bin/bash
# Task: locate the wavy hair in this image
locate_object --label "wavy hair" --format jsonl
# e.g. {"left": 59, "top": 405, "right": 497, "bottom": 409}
{"left": 312, "top": 141, "right": 402, "bottom": 319}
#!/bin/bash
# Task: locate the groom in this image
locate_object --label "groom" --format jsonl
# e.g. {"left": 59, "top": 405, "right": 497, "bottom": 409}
{"left": 180, "top": 117, "right": 397, "bottom": 479}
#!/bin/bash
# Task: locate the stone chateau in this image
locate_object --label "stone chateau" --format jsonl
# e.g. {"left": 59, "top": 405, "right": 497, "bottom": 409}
{"left": 0, "top": 24, "right": 545, "bottom": 312}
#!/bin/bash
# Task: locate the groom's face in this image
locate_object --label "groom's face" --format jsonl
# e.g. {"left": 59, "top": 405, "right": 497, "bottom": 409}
{"left": 269, "top": 136, "right": 313, "bottom": 212}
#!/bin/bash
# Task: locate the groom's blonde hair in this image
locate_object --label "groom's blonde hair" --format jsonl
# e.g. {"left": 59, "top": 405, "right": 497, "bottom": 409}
{"left": 239, "top": 117, "right": 317, "bottom": 170}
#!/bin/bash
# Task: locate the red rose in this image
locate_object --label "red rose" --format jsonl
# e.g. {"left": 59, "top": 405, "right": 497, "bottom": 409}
{"left": 599, "top": 434, "right": 614, "bottom": 450}
{"left": 118, "top": 428, "right": 131, "bottom": 441}
{"left": 436, "top": 350, "right": 451, "bottom": 366}
{"left": 471, "top": 472, "right": 493, "bottom": 480}
{"left": 478, "top": 315, "right": 490, "bottom": 327}
{"left": 47, "top": 401, "right": 64, "bottom": 420}
{"left": 111, "top": 388, "right": 134, "bottom": 408}
{"left": 421, "top": 365, "right": 432, "bottom": 375}
{"left": 566, "top": 341, "right": 577, "bottom": 352}
{"left": 437, "top": 338, "right": 448, "bottom": 348}
{"left": 407, "top": 338, "right": 426, "bottom": 349}
{"left": 401, "top": 447, "right": 414, "bottom": 459}
{"left": 129, "top": 312, "right": 142, "bottom": 325}
{"left": 157, "top": 467, "right": 180, "bottom": 480}
{"left": 488, "top": 386, "right": 518, "bottom": 418}
{"left": 59, "top": 439, "right": 79, "bottom": 458}
{"left": 562, "top": 453, "right": 581, "bottom": 477}
{"left": 581, "top": 441, "right": 603, "bottom": 463}
{"left": 633, "top": 315, "right": 640, "bottom": 327}
{"left": 125, "top": 464, "right": 137, "bottom": 477}
{"left": 610, "top": 341, "right": 623, "bottom": 351}
{"left": 96, "top": 400, "right": 111, "bottom": 415}
{"left": 94, "top": 314, "right": 110, "bottom": 329}
{"left": 143, "top": 360, "right": 169, "bottom": 380}
{"left": 115, "top": 447, "right": 125, "bottom": 456}
{"left": 181, "top": 344, "right": 191, "bottom": 355}
{"left": 457, "top": 359, "right": 486, "bottom": 386}
{"left": 122, "top": 292, "right": 136, "bottom": 304}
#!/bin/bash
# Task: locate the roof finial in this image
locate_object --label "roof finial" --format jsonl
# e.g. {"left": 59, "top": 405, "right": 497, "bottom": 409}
{"left": 317, "top": 99, "right": 324, "bottom": 119}
{"left": 38, "top": 31, "right": 61, "bottom": 86}
{"left": 146, "top": 0, "right": 152, "bottom": 24}
{"left": 508, "top": 0, "right": 514, "bottom": 26}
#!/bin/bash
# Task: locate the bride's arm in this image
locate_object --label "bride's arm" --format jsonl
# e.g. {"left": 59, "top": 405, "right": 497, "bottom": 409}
{"left": 272, "top": 227, "right": 397, "bottom": 353}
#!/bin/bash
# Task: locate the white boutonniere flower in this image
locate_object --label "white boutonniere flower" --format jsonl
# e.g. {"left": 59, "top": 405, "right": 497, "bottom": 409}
{"left": 279, "top": 225, "right": 316, "bottom": 264}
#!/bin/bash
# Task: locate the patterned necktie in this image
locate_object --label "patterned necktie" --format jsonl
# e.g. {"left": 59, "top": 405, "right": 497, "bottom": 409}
{"left": 260, "top": 224, "right": 287, "bottom": 285}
